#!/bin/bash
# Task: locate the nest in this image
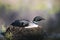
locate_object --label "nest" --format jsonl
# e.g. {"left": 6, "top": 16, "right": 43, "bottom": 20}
{"left": 5, "top": 25, "right": 47, "bottom": 40}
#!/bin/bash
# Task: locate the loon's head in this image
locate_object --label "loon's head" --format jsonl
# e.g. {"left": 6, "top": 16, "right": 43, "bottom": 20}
{"left": 25, "top": 16, "right": 45, "bottom": 28}
{"left": 33, "top": 16, "right": 45, "bottom": 24}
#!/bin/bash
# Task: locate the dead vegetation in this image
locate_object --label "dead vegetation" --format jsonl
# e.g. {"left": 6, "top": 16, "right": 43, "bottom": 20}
{"left": 5, "top": 25, "right": 47, "bottom": 40}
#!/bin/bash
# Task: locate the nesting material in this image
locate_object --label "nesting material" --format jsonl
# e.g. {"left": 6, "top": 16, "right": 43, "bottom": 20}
{"left": 5, "top": 25, "right": 46, "bottom": 40}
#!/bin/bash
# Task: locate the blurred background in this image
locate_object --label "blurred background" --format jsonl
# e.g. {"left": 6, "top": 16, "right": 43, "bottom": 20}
{"left": 0, "top": 0, "right": 60, "bottom": 40}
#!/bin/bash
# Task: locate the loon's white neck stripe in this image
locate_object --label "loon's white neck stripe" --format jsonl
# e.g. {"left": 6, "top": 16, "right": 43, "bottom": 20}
{"left": 25, "top": 23, "right": 38, "bottom": 28}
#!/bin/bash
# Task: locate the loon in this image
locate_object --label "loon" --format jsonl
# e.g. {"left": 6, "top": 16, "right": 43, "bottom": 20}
{"left": 11, "top": 16, "right": 45, "bottom": 28}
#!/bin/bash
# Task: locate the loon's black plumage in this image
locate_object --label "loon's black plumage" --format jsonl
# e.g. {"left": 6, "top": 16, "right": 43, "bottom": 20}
{"left": 11, "top": 20, "right": 29, "bottom": 27}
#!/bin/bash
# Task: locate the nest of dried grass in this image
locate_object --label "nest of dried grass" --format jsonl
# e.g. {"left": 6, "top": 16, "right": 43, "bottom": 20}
{"left": 5, "top": 26, "right": 46, "bottom": 40}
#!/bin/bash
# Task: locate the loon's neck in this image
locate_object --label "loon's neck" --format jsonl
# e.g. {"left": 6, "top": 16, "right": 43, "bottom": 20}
{"left": 33, "top": 21, "right": 38, "bottom": 24}
{"left": 25, "top": 22, "right": 38, "bottom": 28}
